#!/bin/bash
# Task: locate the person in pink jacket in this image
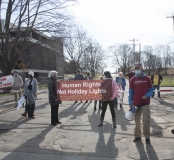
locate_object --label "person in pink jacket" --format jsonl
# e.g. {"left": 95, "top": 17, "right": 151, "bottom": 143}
{"left": 98, "top": 71, "right": 119, "bottom": 128}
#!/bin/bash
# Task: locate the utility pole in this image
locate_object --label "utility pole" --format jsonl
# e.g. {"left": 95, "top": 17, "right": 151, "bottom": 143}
{"left": 166, "top": 14, "right": 174, "bottom": 82}
{"left": 129, "top": 38, "right": 139, "bottom": 63}
{"left": 166, "top": 14, "right": 174, "bottom": 33}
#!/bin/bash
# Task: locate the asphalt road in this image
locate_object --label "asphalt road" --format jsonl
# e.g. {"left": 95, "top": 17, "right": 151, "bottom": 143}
{"left": 0, "top": 78, "right": 174, "bottom": 160}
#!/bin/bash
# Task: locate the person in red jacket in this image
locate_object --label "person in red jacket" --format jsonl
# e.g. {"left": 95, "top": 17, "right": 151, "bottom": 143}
{"left": 129, "top": 62, "right": 154, "bottom": 144}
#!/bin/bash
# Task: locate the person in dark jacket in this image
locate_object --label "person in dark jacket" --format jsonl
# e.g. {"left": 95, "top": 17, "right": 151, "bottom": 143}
{"left": 151, "top": 70, "right": 163, "bottom": 98}
{"left": 84, "top": 71, "right": 93, "bottom": 103}
{"left": 48, "top": 70, "right": 62, "bottom": 126}
{"left": 74, "top": 69, "right": 84, "bottom": 103}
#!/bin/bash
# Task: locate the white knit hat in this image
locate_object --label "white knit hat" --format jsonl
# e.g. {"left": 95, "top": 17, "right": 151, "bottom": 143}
{"left": 28, "top": 71, "right": 34, "bottom": 77}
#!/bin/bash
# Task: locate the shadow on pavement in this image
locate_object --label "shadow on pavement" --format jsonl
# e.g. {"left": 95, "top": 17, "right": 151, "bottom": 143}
{"left": 115, "top": 106, "right": 130, "bottom": 131}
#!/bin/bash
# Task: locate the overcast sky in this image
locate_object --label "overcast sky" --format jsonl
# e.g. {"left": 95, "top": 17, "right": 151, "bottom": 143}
{"left": 69, "top": 0, "right": 174, "bottom": 71}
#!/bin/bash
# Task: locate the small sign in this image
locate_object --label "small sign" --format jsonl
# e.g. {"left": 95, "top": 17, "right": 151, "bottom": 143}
{"left": 0, "top": 75, "right": 14, "bottom": 89}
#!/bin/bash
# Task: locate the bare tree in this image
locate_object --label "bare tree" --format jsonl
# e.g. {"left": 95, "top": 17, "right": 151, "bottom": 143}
{"left": 109, "top": 44, "right": 133, "bottom": 74}
{"left": 141, "top": 45, "right": 154, "bottom": 75}
{"left": 154, "top": 45, "right": 163, "bottom": 72}
{"left": 83, "top": 39, "right": 104, "bottom": 77}
{"left": 0, "top": 0, "right": 76, "bottom": 75}
{"left": 63, "top": 26, "right": 89, "bottom": 73}
{"left": 161, "top": 45, "right": 171, "bottom": 74}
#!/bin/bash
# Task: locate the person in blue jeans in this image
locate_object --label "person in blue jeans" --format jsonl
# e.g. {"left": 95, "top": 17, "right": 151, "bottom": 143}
{"left": 115, "top": 72, "right": 126, "bottom": 108}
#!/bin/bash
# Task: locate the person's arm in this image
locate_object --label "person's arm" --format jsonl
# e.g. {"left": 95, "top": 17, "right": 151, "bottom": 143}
{"left": 151, "top": 75, "right": 154, "bottom": 84}
{"left": 19, "top": 76, "right": 23, "bottom": 87}
{"left": 159, "top": 75, "right": 163, "bottom": 83}
{"left": 145, "top": 77, "right": 154, "bottom": 98}
{"left": 123, "top": 77, "right": 126, "bottom": 86}
{"left": 112, "top": 80, "right": 119, "bottom": 100}
{"left": 128, "top": 79, "right": 134, "bottom": 106}
{"left": 115, "top": 77, "right": 118, "bottom": 83}
{"left": 48, "top": 80, "right": 57, "bottom": 100}
{"left": 33, "top": 79, "right": 38, "bottom": 96}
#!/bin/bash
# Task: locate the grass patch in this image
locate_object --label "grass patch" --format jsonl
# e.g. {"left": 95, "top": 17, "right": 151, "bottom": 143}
{"left": 160, "top": 76, "right": 174, "bottom": 87}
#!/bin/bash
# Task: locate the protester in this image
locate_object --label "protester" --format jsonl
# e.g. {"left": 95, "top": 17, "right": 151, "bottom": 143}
{"left": 84, "top": 71, "right": 93, "bottom": 103}
{"left": 74, "top": 69, "right": 84, "bottom": 103}
{"left": 125, "top": 68, "right": 135, "bottom": 82}
{"left": 48, "top": 70, "right": 62, "bottom": 126}
{"left": 21, "top": 71, "right": 37, "bottom": 118}
{"left": 151, "top": 70, "right": 163, "bottom": 98}
{"left": 115, "top": 72, "right": 126, "bottom": 108}
{"left": 12, "top": 70, "right": 23, "bottom": 108}
{"left": 129, "top": 62, "right": 153, "bottom": 144}
{"left": 94, "top": 76, "right": 103, "bottom": 111}
{"left": 98, "top": 71, "right": 119, "bottom": 128}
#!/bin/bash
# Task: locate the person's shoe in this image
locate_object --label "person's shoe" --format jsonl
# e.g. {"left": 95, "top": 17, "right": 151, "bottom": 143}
{"left": 171, "top": 129, "right": 174, "bottom": 134}
{"left": 112, "top": 118, "right": 117, "bottom": 128}
{"left": 114, "top": 104, "right": 117, "bottom": 108}
{"left": 57, "top": 121, "right": 62, "bottom": 124}
{"left": 22, "top": 104, "right": 25, "bottom": 107}
{"left": 120, "top": 104, "right": 122, "bottom": 108}
{"left": 98, "top": 118, "right": 103, "bottom": 127}
{"left": 32, "top": 112, "right": 35, "bottom": 117}
{"left": 81, "top": 101, "right": 83, "bottom": 103}
{"left": 151, "top": 96, "right": 154, "bottom": 98}
{"left": 21, "top": 112, "right": 27, "bottom": 117}
{"left": 74, "top": 101, "right": 77, "bottom": 103}
{"left": 158, "top": 96, "right": 161, "bottom": 99}
{"left": 14, "top": 105, "right": 17, "bottom": 108}
{"left": 94, "top": 106, "right": 96, "bottom": 111}
{"left": 51, "top": 123, "right": 57, "bottom": 126}
{"left": 133, "top": 137, "right": 141, "bottom": 142}
{"left": 146, "top": 138, "right": 151, "bottom": 144}
{"left": 85, "top": 100, "right": 88, "bottom": 103}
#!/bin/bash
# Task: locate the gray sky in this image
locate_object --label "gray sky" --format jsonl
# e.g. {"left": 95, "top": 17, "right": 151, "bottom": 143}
{"left": 70, "top": 0, "right": 174, "bottom": 71}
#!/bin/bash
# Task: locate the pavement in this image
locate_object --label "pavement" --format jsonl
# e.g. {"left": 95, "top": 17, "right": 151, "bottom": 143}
{"left": 0, "top": 83, "right": 174, "bottom": 159}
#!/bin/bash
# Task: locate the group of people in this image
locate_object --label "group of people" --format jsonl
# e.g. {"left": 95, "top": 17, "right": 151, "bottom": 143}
{"left": 11, "top": 62, "right": 172, "bottom": 144}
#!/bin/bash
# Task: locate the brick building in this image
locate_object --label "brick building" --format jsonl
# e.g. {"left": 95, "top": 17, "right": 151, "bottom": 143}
{"left": 0, "top": 28, "right": 64, "bottom": 82}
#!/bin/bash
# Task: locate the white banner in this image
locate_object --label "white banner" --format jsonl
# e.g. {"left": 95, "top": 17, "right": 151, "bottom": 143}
{"left": 0, "top": 75, "right": 14, "bottom": 89}
{"left": 116, "top": 84, "right": 123, "bottom": 103}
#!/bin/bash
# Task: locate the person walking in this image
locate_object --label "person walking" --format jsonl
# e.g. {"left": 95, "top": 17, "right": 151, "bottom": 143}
{"left": 151, "top": 70, "right": 163, "bottom": 98}
{"left": 115, "top": 72, "right": 126, "bottom": 108}
{"left": 48, "top": 70, "right": 62, "bottom": 126}
{"left": 12, "top": 70, "right": 23, "bottom": 108}
{"left": 84, "top": 71, "right": 93, "bottom": 103}
{"left": 98, "top": 71, "right": 119, "bottom": 128}
{"left": 21, "top": 71, "right": 37, "bottom": 118}
{"left": 74, "top": 69, "right": 84, "bottom": 103}
{"left": 129, "top": 62, "right": 153, "bottom": 144}
{"left": 125, "top": 68, "right": 135, "bottom": 83}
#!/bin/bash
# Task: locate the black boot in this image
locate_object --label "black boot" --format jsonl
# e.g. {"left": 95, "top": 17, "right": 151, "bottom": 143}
{"left": 94, "top": 106, "right": 96, "bottom": 111}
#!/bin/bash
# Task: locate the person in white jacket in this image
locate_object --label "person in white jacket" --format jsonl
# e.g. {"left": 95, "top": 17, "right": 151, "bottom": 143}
{"left": 12, "top": 70, "right": 23, "bottom": 107}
